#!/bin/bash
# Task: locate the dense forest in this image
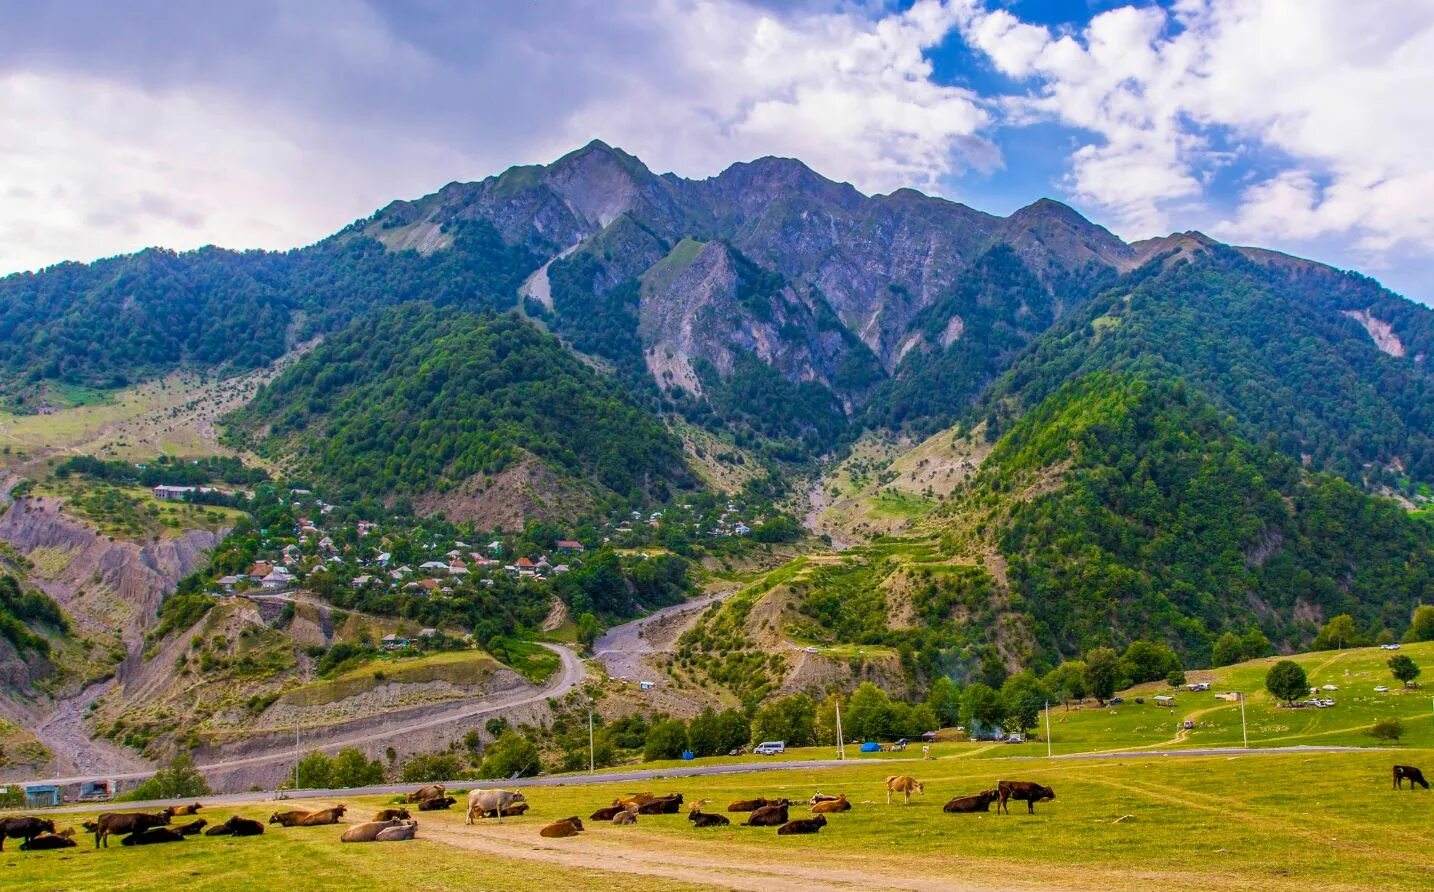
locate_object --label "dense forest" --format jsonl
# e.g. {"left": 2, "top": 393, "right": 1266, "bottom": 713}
{"left": 227, "top": 306, "right": 692, "bottom": 504}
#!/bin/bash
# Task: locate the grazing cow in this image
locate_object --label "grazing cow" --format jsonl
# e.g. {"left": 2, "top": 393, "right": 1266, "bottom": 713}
{"left": 590, "top": 805, "right": 632, "bottom": 822}
{"left": 885, "top": 776, "right": 924, "bottom": 806}
{"left": 375, "top": 821, "right": 418, "bottom": 842}
{"left": 687, "top": 809, "right": 730, "bottom": 828}
{"left": 169, "top": 803, "right": 203, "bottom": 816}
{"left": 811, "top": 796, "right": 851, "bottom": 814}
{"left": 407, "top": 784, "right": 446, "bottom": 804}
{"left": 94, "top": 812, "right": 170, "bottom": 848}
{"left": 777, "top": 815, "right": 827, "bottom": 835}
{"left": 121, "top": 827, "right": 186, "bottom": 846}
{"left": 0, "top": 817, "right": 55, "bottom": 852}
{"left": 539, "top": 818, "right": 583, "bottom": 838}
{"left": 341, "top": 819, "right": 404, "bottom": 843}
{"left": 466, "top": 789, "right": 527, "bottom": 824}
{"left": 637, "top": 794, "right": 684, "bottom": 815}
{"left": 997, "top": 781, "right": 1055, "bottom": 814}
{"left": 482, "top": 802, "right": 529, "bottom": 818}
{"left": 745, "top": 803, "right": 789, "bottom": 827}
{"left": 943, "top": 790, "right": 1000, "bottom": 814}
{"left": 418, "top": 796, "right": 456, "bottom": 811}
{"left": 176, "top": 819, "right": 209, "bottom": 836}
{"left": 373, "top": 808, "right": 411, "bottom": 822}
{"left": 1393, "top": 765, "right": 1430, "bottom": 790}
{"left": 19, "top": 833, "right": 77, "bottom": 851}
{"left": 611, "top": 810, "right": 637, "bottom": 826}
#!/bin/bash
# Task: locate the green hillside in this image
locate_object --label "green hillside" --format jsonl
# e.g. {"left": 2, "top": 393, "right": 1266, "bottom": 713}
{"left": 226, "top": 306, "right": 692, "bottom": 505}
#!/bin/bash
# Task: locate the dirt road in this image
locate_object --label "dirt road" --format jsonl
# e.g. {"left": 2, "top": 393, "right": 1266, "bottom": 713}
{"left": 592, "top": 591, "right": 731, "bottom": 682}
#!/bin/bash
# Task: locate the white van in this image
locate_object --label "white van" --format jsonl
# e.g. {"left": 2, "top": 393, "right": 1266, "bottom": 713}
{"left": 753, "top": 741, "right": 786, "bottom": 755}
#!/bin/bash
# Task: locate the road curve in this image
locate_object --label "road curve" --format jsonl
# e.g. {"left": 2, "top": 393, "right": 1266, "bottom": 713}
{"left": 22, "top": 642, "right": 586, "bottom": 789}
{"left": 592, "top": 590, "right": 731, "bottom": 681}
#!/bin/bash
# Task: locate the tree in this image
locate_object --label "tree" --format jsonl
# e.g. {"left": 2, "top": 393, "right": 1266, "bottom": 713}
{"left": 118, "top": 754, "right": 211, "bottom": 801}
{"left": 576, "top": 612, "right": 599, "bottom": 649}
{"left": 1211, "top": 631, "right": 1244, "bottom": 667}
{"left": 1369, "top": 717, "right": 1405, "bottom": 743}
{"left": 643, "top": 718, "right": 688, "bottom": 761}
{"left": 1240, "top": 628, "right": 1271, "bottom": 660}
{"left": 752, "top": 694, "right": 815, "bottom": 747}
{"left": 1083, "top": 647, "right": 1122, "bottom": 704}
{"left": 1265, "top": 660, "right": 1309, "bottom": 705}
{"left": 402, "top": 751, "right": 466, "bottom": 782}
{"left": 1313, "top": 614, "right": 1362, "bottom": 650}
{"left": 329, "top": 747, "right": 384, "bottom": 787}
{"left": 925, "top": 677, "right": 962, "bottom": 727}
{"left": 844, "top": 682, "right": 894, "bottom": 741}
{"left": 1043, "top": 660, "right": 1087, "bottom": 708}
{"left": 294, "top": 751, "right": 333, "bottom": 789}
{"left": 1405, "top": 605, "right": 1434, "bottom": 643}
{"left": 714, "top": 708, "right": 752, "bottom": 753}
{"left": 1121, "top": 640, "right": 1181, "bottom": 685}
{"left": 686, "top": 708, "right": 725, "bottom": 757}
{"left": 960, "top": 682, "right": 1003, "bottom": 736}
{"left": 1166, "top": 668, "right": 1187, "bottom": 688}
{"left": 1388, "top": 654, "right": 1422, "bottom": 687}
{"left": 478, "top": 731, "right": 542, "bottom": 778}
{"left": 999, "top": 671, "right": 1050, "bottom": 736}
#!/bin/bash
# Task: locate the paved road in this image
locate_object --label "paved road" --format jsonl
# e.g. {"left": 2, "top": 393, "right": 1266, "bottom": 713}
{"left": 19, "top": 642, "right": 586, "bottom": 789}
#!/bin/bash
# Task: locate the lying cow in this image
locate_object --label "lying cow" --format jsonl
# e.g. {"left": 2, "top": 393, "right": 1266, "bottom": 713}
{"left": 373, "top": 808, "right": 411, "bottom": 822}
{"left": 997, "top": 780, "right": 1055, "bottom": 814}
{"left": 205, "top": 816, "right": 264, "bottom": 837}
{"left": 944, "top": 790, "right": 1000, "bottom": 813}
{"left": 19, "top": 833, "right": 76, "bottom": 851}
{"left": 94, "top": 812, "right": 170, "bottom": 848}
{"left": 687, "top": 809, "right": 730, "bottom": 828}
{"left": 481, "top": 802, "right": 529, "bottom": 818}
{"left": 745, "top": 803, "right": 789, "bottom": 827}
{"left": 611, "top": 810, "right": 637, "bottom": 826}
{"left": 1394, "top": 765, "right": 1430, "bottom": 790}
{"left": 809, "top": 793, "right": 842, "bottom": 805}
{"left": 270, "top": 805, "right": 348, "bottom": 827}
{"left": 0, "top": 816, "right": 55, "bottom": 852}
{"left": 811, "top": 796, "right": 851, "bottom": 814}
{"left": 418, "top": 796, "right": 456, "bottom": 811}
{"left": 407, "top": 784, "right": 446, "bottom": 804}
{"left": 341, "top": 819, "right": 405, "bottom": 843}
{"left": 777, "top": 815, "right": 827, "bottom": 835}
{"left": 169, "top": 803, "right": 204, "bottom": 816}
{"left": 375, "top": 821, "right": 418, "bottom": 842}
{"left": 613, "top": 792, "right": 655, "bottom": 809}
{"left": 176, "top": 819, "right": 209, "bottom": 836}
{"left": 727, "top": 797, "right": 776, "bottom": 812}
{"left": 637, "top": 794, "right": 684, "bottom": 814}
{"left": 466, "top": 789, "right": 527, "bottom": 824}
{"left": 539, "top": 818, "right": 583, "bottom": 838}
{"left": 590, "top": 804, "right": 633, "bottom": 822}
{"left": 121, "top": 827, "right": 186, "bottom": 846}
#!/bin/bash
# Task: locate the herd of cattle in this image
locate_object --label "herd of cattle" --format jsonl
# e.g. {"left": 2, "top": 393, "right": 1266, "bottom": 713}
{"left": 0, "top": 763, "right": 1422, "bottom": 855}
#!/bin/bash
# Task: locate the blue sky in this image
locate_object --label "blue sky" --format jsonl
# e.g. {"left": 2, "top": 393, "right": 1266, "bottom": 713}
{"left": 2, "top": 0, "right": 1432, "bottom": 303}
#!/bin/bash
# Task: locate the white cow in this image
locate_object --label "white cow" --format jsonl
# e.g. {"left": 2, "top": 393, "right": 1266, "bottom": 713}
{"left": 465, "top": 788, "right": 527, "bottom": 824}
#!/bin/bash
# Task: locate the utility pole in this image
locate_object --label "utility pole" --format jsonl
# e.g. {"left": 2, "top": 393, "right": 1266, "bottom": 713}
{"left": 588, "top": 701, "right": 596, "bottom": 774}
{"left": 1239, "top": 692, "right": 1248, "bottom": 749}
{"left": 835, "top": 696, "right": 845, "bottom": 761}
{"left": 1044, "top": 701, "right": 1052, "bottom": 758}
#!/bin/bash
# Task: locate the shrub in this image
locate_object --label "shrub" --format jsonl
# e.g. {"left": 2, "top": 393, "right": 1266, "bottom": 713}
{"left": 478, "top": 731, "right": 541, "bottom": 779}
{"left": 1369, "top": 717, "right": 1405, "bottom": 743}
{"left": 118, "top": 755, "right": 211, "bottom": 801}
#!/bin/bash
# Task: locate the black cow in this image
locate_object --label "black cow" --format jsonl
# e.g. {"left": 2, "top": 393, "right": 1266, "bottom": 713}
{"left": 745, "top": 803, "right": 789, "bottom": 827}
{"left": 943, "top": 789, "right": 1000, "bottom": 813}
{"left": 1394, "top": 765, "right": 1430, "bottom": 790}
{"left": 0, "top": 817, "right": 55, "bottom": 852}
{"left": 997, "top": 780, "right": 1055, "bottom": 814}
{"left": 19, "top": 834, "right": 77, "bottom": 851}
{"left": 777, "top": 815, "right": 827, "bottom": 835}
{"left": 121, "top": 827, "right": 186, "bottom": 846}
{"left": 687, "top": 809, "right": 730, "bottom": 828}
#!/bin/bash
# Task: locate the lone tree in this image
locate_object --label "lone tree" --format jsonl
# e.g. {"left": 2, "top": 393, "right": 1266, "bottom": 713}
{"left": 1388, "top": 654, "right": 1422, "bottom": 688}
{"left": 1083, "top": 647, "right": 1122, "bottom": 705}
{"left": 1265, "top": 660, "right": 1309, "bottom": 705}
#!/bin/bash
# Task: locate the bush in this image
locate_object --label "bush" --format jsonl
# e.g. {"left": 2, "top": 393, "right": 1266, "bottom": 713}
{"left": 402, "top": 752, "right": 467, "bottom": 783}
{"left": 643, "top": 718, "right": 689, "bottom": 761}
{"left": 478, "top": 730, "right": 542, "bottom": 779}
{"left": 330, "top": 747, "right": 385, "bottom": 787}
{"left": 118, "top": 755, "right": 211, "bottom": 801}
{"left": 1369, "top": 717, "right": 1405, "bottom": 743}
{"left": 1265, "top": 660, "right": 1309, "bottom": 705}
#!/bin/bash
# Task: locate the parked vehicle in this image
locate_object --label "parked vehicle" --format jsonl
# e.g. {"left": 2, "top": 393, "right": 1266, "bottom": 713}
{"left": 753, "top": 741, "right": 786, "bottom": 755}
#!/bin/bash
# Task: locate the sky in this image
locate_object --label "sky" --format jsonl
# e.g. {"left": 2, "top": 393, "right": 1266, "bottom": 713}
{"left": 2, "top": 0, "right": 1433, "bottom": 303}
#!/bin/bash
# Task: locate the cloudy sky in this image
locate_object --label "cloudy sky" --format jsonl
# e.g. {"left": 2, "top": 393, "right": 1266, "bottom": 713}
{"left": 3, "top": 0, "right": 1433, "bottom": 302}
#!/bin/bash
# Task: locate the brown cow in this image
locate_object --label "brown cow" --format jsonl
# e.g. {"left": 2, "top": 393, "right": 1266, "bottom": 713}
{"left": 1394, "top": 765, "right": 1430, "bottom": 790}
{"left": 811, "top": 795, "right": 851, "bottom": 814}
{"left": 169, "top": 803, "right": 204, "bottom": 816}
{"left": 19, "top": 833, "right": 76, "bottom": 851}
{"left": 611, "top": 810, "right": 637, "bottom": 825}
{"left": 777, "top": 815, "right": 827, "bottom": 835}
{"left": 687, "top": 808, "right": 730, "bottom": 828}
{"left": 270, "top": 805, "right": 348, "bottom": 827}
{"left": 613, "top": 792, "right": 655, "bottom": 808}
{"left": 482, "top": 802, "right": 529, "bottom": 818}
{"left": 175, "top": 818, "right": 209, "bottom": 836}
{"left": 407, "top": 784, "right": 446, "bottom": 803}
{"left": 590, "top": 804, "right": 632, "bottom": 821}
{"left": 94, "top": 812, "right": 169, "bottom": 848}
{"left": 943, "top": 790, "right": 1000, "bottom": 813}
{"left": 341, "top": 819, "right": 404, "bottom": 843}
{"left": 728, "top": 796, "right": 786, "bottom": 812}
{"left": 417, "top": 796, "right": 456, "bottom": 811}
{"left": 121, "top": 827, "right": 186, "bottom": 846}
{"left": 885, "top": 776, "right": 924, "bottom": 805}
{"left": 0, "top": 817, "right": 55, "bottom": 851}
{"left": 206, "top": 816, "right": 264, "bottom": 837}
{"left": 745, "top": 803, "right": 789, "bottom": 826}
{"left": 637, "top": 794, "right": 684, "bottom": 814}
{"left": 539, "top": 818, "right": 583, "bottom": 838}
{"left": 373, "top": 808, "right": 411, "bottom": 822}
{"left": 997, "top": 780, "right": 1055, "bottom": 814}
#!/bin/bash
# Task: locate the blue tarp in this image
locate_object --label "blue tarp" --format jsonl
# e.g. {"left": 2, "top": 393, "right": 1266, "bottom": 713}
{"left": 859, "top": 741, "right": 881, "bottom": 753}
{"left": 681, "top": 751, "right": 695, "bottom": 760}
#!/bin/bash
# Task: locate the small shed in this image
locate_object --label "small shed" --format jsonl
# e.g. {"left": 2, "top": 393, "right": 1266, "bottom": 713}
{"left": 25, "top": 784, "right": 60, "bottom": 807}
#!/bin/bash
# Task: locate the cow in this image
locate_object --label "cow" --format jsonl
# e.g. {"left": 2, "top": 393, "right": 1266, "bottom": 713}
{"left": 590, "top": 805, "right": 633, "bottom": 822}
{"left": 811, "top": 795, "right": 851, "bottom": 814}
{"left": 418, "top": 796, "right": 456, "bottom": 811}
{"left": 169, "top": 803, "right": 204, "bottom": 816}
{"left": 482, "top": 802, "right": 529, "bottom": 818}
{"left": 19, "top": 833, "right": 77, "bottom": 851}
{"left": 613, "top": 792, "right": 655, "bottom": 809}
{"left": 375, "top": 821, "right": 418, "bottom": 842}
{"left": 943, "top": 790, "right": 1000, "bottom": 813}
{"left": 885, "top": 776, "right": 924, "bottom": 806}
{"left": 745, "top": 803, "right": 789, "bottom": 827}
{"left": 206, "top": 816, "right": 264, "bottom": 837}
{"left": 94, "top": 812, "right": 169, "bottom": 848}
{"left": 777, "top": 815, "right": 827, "bottom": 835}
{"left": 611, "top": 810, "right": 637, "bottom": 826}
{"left": 1394, "top": 765, "right": 1430, "bottom": 790}
{"left": 466, "top": 789, "right": 527, "bottom": 824}
{"left": 80, "top": 821, "right": 99, "bottom": 834}
{"left": 270, "top": 805, "right": 348, "bottom": 827}
{"left": 373, "top": 808, "right": 411, "bottom": 822}
{"left": 54, "top": 828, "right": 75, "bottom": 839}
{"left": 269, "top": 810, "right": 309, "bottom": 827}
{"left": 341, "top": 819, "right": 404, "bottom": 843}
{"left": 0, "top": 817, "right": 55, "bottom": 852}
{"left": 809, "top": 793, "right": 842, "bottom": 805}
{"left": 997, "top": 781, "right": 1055, "bottom": 814}
{"left": 687, "top": 809, "right": 730, "bottom": 828}
{"left": 176, "top": 819, "right": 209, "bottom": 836}
{"left": 728, "top": 796, "right": 787, "bottom": 812}
{"left": 539, "top": 818, "right": 583, "bottom": 838}
{"left": 637, "top": 794, "right": 684, "bottom": 815}
{"left": 407, "top": 784, "right": 446, "bottom": 804}
{"left": 121, "top": 827, "right": 186, "bottom": 846}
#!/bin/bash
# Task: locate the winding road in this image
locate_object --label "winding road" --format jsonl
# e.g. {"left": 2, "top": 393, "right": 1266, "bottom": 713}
{"left": 592, "top": 590, "right": 732, "bottom": 682}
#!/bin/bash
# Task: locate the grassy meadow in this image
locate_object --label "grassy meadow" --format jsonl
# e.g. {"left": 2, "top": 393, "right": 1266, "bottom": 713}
{"left": 4, "top": 747, "right": 1432, "bottom": 891}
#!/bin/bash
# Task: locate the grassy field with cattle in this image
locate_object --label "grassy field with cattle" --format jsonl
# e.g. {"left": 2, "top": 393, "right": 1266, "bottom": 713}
{"left": 5, "top": 747, "right": 1431, "bottom": 891}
